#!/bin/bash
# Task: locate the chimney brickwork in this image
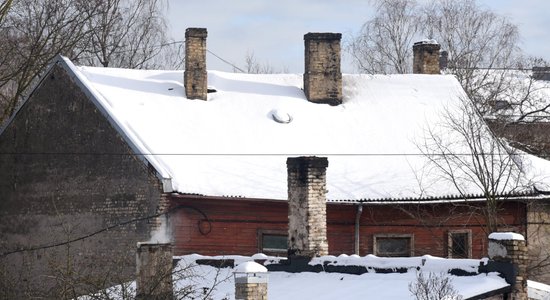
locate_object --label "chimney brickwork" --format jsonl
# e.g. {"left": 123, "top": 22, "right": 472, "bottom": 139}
{"left": 136, "top": 243, "right": 174, "bottom": 300}
{"left": 488, "top": 235, "right": 528, "bottom": 300}
{"left": 184, "top": 28, "right": 207, "bottom": 100}
{"left": 439, "top": 51, "right": 448, "bottom": 71}
{"left": 287, "top": 156, "right": 329, "bottom": 257}
{"left": 235, "top": 282, "right": 268, "bottom": 300}
{"left": 413, "top": 41, "right": 441, "bottom": 74}
{"left": 303, "top": 33, "right": 342, "bottom": 106}
{"left": 234, "top": 262, "right": 268, "bottom": 300}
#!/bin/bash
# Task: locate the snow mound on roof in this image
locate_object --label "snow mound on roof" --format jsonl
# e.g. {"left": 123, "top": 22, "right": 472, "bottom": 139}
{"left": 234, "top": 261, "right": 268, "bottom": 273}
{"left": 488, "top": 232, "right": 525, "bottom": 241}
{"left": 311, "top": 254, "right": 481, "bottom": 273}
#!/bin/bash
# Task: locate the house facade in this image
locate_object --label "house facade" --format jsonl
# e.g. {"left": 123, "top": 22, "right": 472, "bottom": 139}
{"left": 169, "top": 194, "right": 529, "bottom": 259}
{"left": 2, "top": 28, "right": 550, "bottom": 297}
{"left": 0, "top": 61, "right": 169, "bottom": 298}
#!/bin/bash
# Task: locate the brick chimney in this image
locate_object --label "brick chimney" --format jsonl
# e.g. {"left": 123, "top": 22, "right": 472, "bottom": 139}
{"left": 136, "top": 242, "right": 173, "bottom": 300}
{"left": 439, "top": 50, "right": 448, "bottom": 71}
{"left": 287, "top": 156, "right": 329, "bottom": 257}
{"left": 413, "top": 40, "right": 441, "bottom": 74}
{"left": 303, "top": 33, "right": 342, "bottom": 105}
{"left": 488, "top": 232, "right": 528, "bottom": 300}
{"left": 234, "top": 262, "right": 268, "bottom": 300}
{"left": 184, "top": 27, "right": 207, "bottom": 100}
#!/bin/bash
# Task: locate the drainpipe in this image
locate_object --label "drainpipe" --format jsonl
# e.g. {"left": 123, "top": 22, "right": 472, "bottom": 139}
{"left": 354, "top": 204, "right": 363, "bottom": 255}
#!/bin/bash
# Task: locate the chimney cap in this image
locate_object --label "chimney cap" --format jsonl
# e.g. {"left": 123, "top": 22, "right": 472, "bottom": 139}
{"left": 234, "top": 261, "right": 268, "bottom": 274}
{"left": 414, "top": 39, "right": 439, "bottom": 46}
{"left": 287, "top": 156, "right": 329, "bottom": 169}
{"left": 304, "top": 32, "right": 342, "bottom": 41}
{"left": 185, "top": 27, "right": 207, "bottom": 38}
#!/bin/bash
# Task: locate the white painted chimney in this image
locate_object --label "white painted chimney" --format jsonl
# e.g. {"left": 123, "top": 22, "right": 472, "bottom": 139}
{"left": 287, "top": 156, "right": 329, "bottom": 257}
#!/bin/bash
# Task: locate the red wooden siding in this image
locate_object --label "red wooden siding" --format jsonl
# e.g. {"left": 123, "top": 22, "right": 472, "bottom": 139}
{"left": 170, "top": 196, "right": 526, "bottom": 258}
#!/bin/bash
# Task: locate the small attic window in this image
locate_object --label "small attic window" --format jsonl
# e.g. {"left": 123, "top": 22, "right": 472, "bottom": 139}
{"left": 271, "top": 108, "right": 293, "bottom": 124}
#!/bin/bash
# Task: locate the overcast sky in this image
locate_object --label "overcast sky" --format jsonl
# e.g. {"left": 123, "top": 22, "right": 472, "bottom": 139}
{"left": 166, "top": 0, "right": 550, "bottom": 73}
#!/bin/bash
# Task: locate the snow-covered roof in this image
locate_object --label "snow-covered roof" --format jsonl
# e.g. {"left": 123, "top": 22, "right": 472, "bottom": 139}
{"left": 479, "top": 69, "right": 550, "bottom": 121}
{"left": 80, "top": 254, "right": 514, "bottom": 300}
{"left": 56, "top": 57, "right": 550, "bottom": 201}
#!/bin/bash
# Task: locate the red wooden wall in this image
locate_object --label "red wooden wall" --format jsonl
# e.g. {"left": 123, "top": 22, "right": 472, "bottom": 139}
{"left": 170, "top": 195, "right": 526, "bottom": 258}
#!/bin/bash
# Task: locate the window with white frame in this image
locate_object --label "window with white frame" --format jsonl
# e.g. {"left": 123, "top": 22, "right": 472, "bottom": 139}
{"left": 447, "top": 230, "right": 472, "bottom": 258}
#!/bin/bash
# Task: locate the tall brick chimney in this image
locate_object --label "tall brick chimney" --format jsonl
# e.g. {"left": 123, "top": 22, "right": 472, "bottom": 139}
{"left": 413, "top": 40, "right": 441, "bottom": 74}
{"left": 184, "top": 27, "right": 207, "bottom": 100}
{"left": 287, "top": 156, "right": 329, "bottom": 257}
{"left": 303, "top": 33, "right": 342, "bottom": 105}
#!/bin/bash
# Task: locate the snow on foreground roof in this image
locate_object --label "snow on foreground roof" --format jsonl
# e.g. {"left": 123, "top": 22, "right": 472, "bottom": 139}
{"left": 78, "top": 254, "right": 509, "bottom": 300}
{"left": 70, "top": 59, "right": 550, "bottom": 201}
{"left": 488, "top": 232, "right": 525, "bottom": 241}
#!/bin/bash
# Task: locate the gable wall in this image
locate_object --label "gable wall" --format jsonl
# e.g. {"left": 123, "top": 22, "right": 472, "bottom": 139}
{"left": 527, "top": 200, "right": 550, "bottom": 284}
{"left": 170, "top": 197, "right": 525, "bottom": 259}
{"left": 0, "top": 63, "right": 164, "bottom": 298}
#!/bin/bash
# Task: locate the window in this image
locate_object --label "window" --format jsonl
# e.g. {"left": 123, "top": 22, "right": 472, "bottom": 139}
{"left": 373, "top": 234, "right": 413, "bottom": 257}
{"left": 448, "top": 230, "right": 472, "bottom": 258}
{"left": 258, "top": 230, "right": 287, "bottom": 256}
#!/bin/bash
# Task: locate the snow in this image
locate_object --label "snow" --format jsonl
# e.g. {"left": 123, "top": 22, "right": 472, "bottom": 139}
{"left": 234, "top": 261, "right": 268, "bottom": 273}
{"left": 415, "top": 39, "right": 439, "bottom": 45}
{"left": 528, "top": 280, "right": 550, "bottom": 300}
{"left": 310, "top": 254, "right": 482, "bottom": 274}
{"left": 68, "top": 60, "right": 550, "bottom": 201}
{"left": 488, "top": 232, "right": 525, "bottom": 241}
{"left": 480, "top": 69, "right": 550, "bottom": 122}
{"left": 271, "top": 107, "right": 293, "bottom": 124}
{"left": 79, "top": 254, "right": 509, "bottom": 300}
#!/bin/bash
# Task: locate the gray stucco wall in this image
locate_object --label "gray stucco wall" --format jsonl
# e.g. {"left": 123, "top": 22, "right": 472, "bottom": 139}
{"left": 0, "top": 62, "right": 164, "bottom": 298}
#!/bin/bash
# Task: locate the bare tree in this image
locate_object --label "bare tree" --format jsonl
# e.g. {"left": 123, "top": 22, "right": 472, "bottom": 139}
{"left": 419, "top": 97, "right": 524, "bottom": 233}
{"left": 409, "top": 272, "right": 462, "bottom": 300}
{"left": 76, "top": 0, "right": 174, "bottom": 69}
{"left": 347, "top": 0, "right": 550, "bottom": 122}
{"left": 348, "top": 0, "right": 420, "bottom": 74}
{"left": 0, "top": 0, "right": 94, "bottom": 122}
{"left": 348, "top": 0, "right": 521, "bottom": 76}
{"left": 481, "top": 58, "right": 550, "bottom": 123}
{"left": 0, "top": 0, "right": 179, "bottom": 124}
{"left": 0, "top": 0, "right": 13, "bottom": 22}
{"left": 421, "top": 0, "right": 524, "bottom": 112}
{"left": 241, "top": 50, "right": 287, "bottom": 74}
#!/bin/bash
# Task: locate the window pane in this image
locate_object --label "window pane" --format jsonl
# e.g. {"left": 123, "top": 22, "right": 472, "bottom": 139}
{"left": 451, "top": 233, "right": 468, "bottom": 258}
{"left": 376, "top": 237, "right": 411, "bottom": 257}
{"left": 263, "top": 234, "right": 287, "bottom": 251}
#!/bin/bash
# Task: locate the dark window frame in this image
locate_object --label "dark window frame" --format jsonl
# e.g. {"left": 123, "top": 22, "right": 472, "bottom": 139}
{"left": 373, "top": 234, "right": 414, "bottom": 257}
{"left": 447, "top": 230, "right": 472, "bottom": 258}
{"left": 257, "top": 229, "right": 287, "bottom": 256}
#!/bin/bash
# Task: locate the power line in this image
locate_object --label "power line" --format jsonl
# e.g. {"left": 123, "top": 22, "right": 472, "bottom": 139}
{"left": 206, "top": 49, "right": 246, "bottom": 73}
{"left": 0, "top": 152, "right": 542, "bottom": 157}
{"left": 75, "top": 39, "right": 247, "bottom": 73}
